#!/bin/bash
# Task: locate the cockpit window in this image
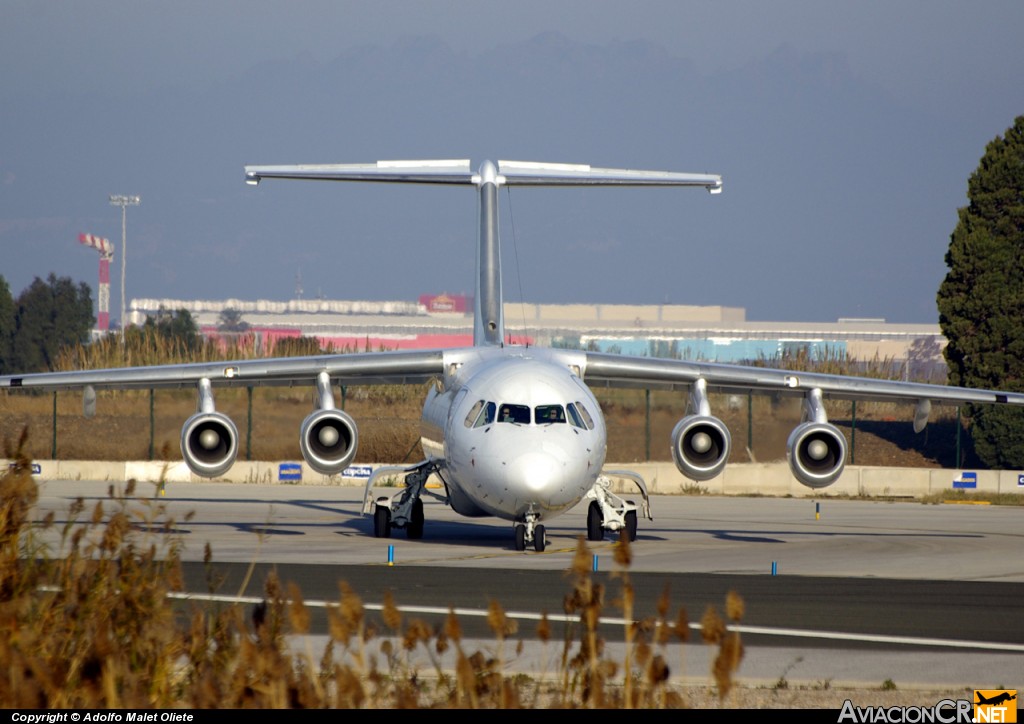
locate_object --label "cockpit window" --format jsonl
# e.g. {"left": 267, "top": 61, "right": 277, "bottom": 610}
{"left": 476, "top": 401, "right": 496, "bottom": 427}
{"left": 464, "top": 400, "right": 484, "bottom": 428}
{"left": 566, "top": 403, "right": 586, "bottom": 429}
{"left": 573, "top": 400, "right": 595, "bottom": 430}
{"left": 464, "top": 400, "right": 496, "bottom": 428}
{"left": 535, "top": 404, "right": 566, "bottom": 424}
{"left": 498, "top": 404, "right": 531, "bottom": 424}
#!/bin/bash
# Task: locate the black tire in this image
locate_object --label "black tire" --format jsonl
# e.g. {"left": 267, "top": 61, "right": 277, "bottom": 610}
{"left": 534, "top": 524, "right": 547, "bottom": 553}
{"left": 624, "top": 510, "right": 638, "bottom": 542}
{"left": 514, "top": 524, "right": 526, "bottom": 551}
{"left": 407, "top": 498, "right": 424, "bottom": 540}
{"left": 373, "top": 504, "right": 392, "bottom": 538}
{"left": 587, "top": 501, "right": 604, "bottom": 541}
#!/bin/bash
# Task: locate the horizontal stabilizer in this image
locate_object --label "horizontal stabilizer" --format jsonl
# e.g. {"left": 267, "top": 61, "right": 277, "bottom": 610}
{"left": 498, "top": 160, "right": 723, "bottom": 192}
{"left": 246, "top": 159, "right": 722, "bottom": 193}
{"left": 245, "top": 160, "right": 474, "bottom": 186}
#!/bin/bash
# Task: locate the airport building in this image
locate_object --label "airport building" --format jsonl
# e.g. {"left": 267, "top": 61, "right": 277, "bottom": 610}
{"left": 128, "top": 293, "right": 948, "bottom": 378}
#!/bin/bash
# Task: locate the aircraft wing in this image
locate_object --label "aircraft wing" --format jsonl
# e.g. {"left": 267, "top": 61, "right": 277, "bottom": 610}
{"left": 582, "top": 351, "right": 1024, "bottom": 407}
{"left": 0, "top": 349, "right": 446, "bottom": 392}
{"left": 584, "top": 351, "right": 1024, "bottom": 488}
{"left": 0, "top": 349, "right": 447, "bottom": 479}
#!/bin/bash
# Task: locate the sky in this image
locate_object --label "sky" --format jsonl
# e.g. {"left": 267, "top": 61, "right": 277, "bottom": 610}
{"left": 2, "top": 1, "right": 1023, "bottom": 324}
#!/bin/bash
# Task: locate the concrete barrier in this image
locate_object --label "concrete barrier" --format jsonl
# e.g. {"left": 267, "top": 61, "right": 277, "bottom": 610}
{"left": 6, "top": 458, "right": 1023, "bottom": 498}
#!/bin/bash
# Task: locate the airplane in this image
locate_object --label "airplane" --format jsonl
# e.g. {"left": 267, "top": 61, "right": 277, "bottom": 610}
{"left": 976, "top": 692, "right": 1017, "bottom": 706}
{"left": 3, "top": 158, "right": 1024, "bottom": 552}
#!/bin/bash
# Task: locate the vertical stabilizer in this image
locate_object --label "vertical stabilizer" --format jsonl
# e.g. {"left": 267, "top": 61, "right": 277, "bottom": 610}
{"left": 474, "top": 160, "right": 504, "bottom": 346}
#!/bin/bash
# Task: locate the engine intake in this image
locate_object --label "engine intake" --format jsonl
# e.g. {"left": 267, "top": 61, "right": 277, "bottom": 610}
{"left": 671, "top": 415, "right": 731, "bottom": 481}
{"left": 786, "top": 421, "right": 847, "bottom": 488}
{"left": 300, "top": 408, "right": 359, "bottom": 476}
{"left": 181, "top": 411, "right": 239, "bottom": 478}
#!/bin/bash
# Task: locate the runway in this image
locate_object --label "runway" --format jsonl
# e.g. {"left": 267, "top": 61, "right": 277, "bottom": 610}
{"left": 28, "top": 478, "right": 1024, "bottom": 690}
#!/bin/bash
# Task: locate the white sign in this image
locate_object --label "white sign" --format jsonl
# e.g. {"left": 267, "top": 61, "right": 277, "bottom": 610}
{"left": 343, "top": 465, "right": 373, "bottom": 479}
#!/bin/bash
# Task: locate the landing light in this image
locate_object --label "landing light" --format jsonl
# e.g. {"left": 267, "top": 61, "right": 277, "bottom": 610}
{"left": 245, "top": 174, "right": 260, "bottom": 186}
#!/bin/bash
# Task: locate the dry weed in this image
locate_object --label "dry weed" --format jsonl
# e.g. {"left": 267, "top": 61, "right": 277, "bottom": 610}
{"left": 0, "top": 433, "right": 746, "bottom": 708}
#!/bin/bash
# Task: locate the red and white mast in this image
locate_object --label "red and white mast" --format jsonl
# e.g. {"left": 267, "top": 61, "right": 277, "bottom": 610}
{"left": 78, "top": 233, "right": 114, "bottom": 332}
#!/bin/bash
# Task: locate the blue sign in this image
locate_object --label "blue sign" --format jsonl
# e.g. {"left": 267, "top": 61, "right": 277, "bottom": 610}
{"left": 31, "top": 463, "right": 40, "bottom": 475}
{"left": 1018, "top": 474, "right": 1024, "bottom": 488}
{"left": 278, "top": 463, "right": 302, "bottom": 483}
{"left": 343, "top": 465, "right": 373, "bottom": 479}
{"left": 953, "top": 471, "right": 977, "bottom": 489}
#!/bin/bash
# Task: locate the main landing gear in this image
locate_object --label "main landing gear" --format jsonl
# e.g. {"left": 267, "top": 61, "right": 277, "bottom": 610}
{"left": 513, "top": 511, "right": 547, "bottom": 552}
{"left": 372, "top": 497, "right": 424, "bottom": 539}
{"left": 584, "top": 472, "right": 653, "bottom": 542}
{"left": 363, "top": 461, "right": 440, "bottom": 540}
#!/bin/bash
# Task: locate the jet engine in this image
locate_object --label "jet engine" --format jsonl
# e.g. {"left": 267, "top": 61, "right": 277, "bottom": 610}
{"left": 300, "top": 408, "right": 358, "bottom": 475}
{"left": 786, "top": 387, "right": 848, "bottom": 488}
{"left": 671, "top": 414, "right": 731, "bottom": 481}
{"left": 298, "top": 370, "right": 359, "bottom": 476}
{"left": 786, "top": 422, "right": 847, "bottom": 488}
{"left": 180, "top": 377, "right": 238, "bottom": 478}
{"left": 181, "top": 411, "right": 239, "bottom": 478}
{"left": 670, "top": 379, "right": 730, "bottom": 481}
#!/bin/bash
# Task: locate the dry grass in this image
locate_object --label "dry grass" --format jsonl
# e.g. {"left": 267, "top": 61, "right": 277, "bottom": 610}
{"left": 0, "top": 430, "right": 746, "bottom": 708}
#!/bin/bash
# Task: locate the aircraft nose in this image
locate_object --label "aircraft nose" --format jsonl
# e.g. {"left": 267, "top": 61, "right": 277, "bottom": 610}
{"left": 507, "top": 450, "right": 564, "bottom": 493}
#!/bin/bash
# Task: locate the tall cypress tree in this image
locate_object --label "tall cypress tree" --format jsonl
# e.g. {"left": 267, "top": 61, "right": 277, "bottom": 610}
{"left": 0, "top": 276, "right": 14, "bottom": 374}
{"left": 937, "top": 116, "right": 1024, "bottom": 468}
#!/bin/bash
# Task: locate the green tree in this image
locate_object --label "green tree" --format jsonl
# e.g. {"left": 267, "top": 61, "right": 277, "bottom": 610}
{"left": 0, "top": 276, "right": 14, "bottom": 374}
{"left": 937, "top": 116, "right": 1024, "bottom": 468}
{"left": 217, "top": 307, "right": 249, "bottom": 333}
{"left": 146, "top": 306, "right": 201, "bottom": 351}
{"left": 10, "top": 274, "right": 95, "bottom": 373}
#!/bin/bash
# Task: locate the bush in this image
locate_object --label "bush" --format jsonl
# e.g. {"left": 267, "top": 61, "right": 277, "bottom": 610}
{"left": 1, "top": 430, "right": 745, "bottom": 708}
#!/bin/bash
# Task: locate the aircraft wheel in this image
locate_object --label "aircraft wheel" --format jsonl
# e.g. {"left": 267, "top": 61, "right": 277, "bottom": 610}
{"left": 407, "top": 498, "right": 424, "bottom": 540}
{"left": 624, "top": 510, "right": 638, "bottom": 542}
{"left": 587, "top": 501, "right": 604, "bottom": 541}
{"left": 514, "top": 524, "right": 526, "bottom": 551}
{"left": 373, "top": 504, "right": 392, "bottom": 538}
{"left": 534, "top": 524, "right": 546, "bottom": 553}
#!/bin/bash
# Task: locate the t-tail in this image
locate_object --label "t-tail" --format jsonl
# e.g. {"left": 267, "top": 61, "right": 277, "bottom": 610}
{"left": 244, "top": 159, "right": 722, "bottom": 347}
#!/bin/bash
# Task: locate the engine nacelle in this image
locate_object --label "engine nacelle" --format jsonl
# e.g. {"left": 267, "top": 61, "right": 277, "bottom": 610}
{"left": 300, "top": 408, "right": 358, "bottom": 476}
{"left": 671, "top": 415, "right": 731, "bottom": 481}
{"left": 786, "top": 421, "right": 847, "bottom": 489}
{"left": 181, "top": 411, "right": 239, "bottom": 478}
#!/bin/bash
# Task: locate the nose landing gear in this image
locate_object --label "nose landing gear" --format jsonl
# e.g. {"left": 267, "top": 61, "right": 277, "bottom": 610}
{"left": 514, "top": 511, "right": 546, "bottom": 552}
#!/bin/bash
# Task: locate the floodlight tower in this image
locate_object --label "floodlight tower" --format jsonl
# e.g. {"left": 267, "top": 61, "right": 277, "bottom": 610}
{"left": 109, "top": 194, "right": 140, "bottom": 334}
{"left": 77, "top": 233, "right": 114, "bottom": 331}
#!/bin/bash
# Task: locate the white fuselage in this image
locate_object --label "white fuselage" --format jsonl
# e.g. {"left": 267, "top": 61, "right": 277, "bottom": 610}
{"left": 419, "top": 346, "right": 607, "bottom": 522}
